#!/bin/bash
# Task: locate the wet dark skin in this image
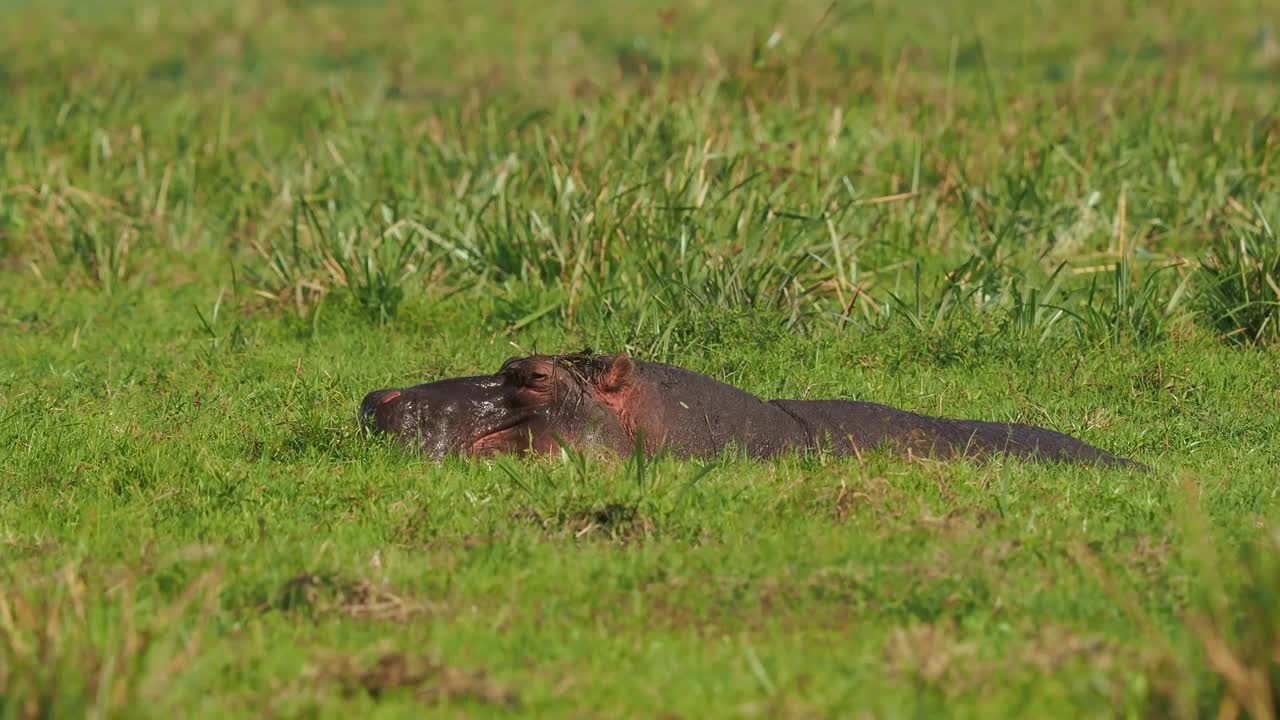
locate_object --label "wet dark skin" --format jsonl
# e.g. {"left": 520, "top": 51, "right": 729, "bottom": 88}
{"left": 360, "top": 352, "right": 1148, "bottom": 470}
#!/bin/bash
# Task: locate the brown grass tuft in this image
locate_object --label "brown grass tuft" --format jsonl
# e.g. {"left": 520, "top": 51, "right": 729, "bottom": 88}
{"left": 308, "top": 651, "right": 520, "bottom": 709}
{"left": 275, "top": 573, "right": 426, "bottom": 623}
{"left": 882, "top": 621, "right": 978, "bottom": 687}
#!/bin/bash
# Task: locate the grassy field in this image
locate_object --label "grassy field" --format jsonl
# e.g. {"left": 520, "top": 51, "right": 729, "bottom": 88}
{"left": 2, "top": 0, "right": 1280, "bottom": 716}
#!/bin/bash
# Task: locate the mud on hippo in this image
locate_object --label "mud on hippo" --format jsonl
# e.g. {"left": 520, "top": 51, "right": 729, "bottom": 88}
{"left": 359, "top": 351, "right": 1147, "bottom": 470}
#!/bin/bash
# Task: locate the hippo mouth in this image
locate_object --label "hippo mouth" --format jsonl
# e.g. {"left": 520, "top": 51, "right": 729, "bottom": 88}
{"left": 467, "top": 416, "right": 540, "bottom": 455}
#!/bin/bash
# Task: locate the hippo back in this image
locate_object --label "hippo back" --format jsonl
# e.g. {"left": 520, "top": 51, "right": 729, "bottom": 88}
{"left": 768, "top": 399, "right": 1139, "bottom": 467}
{"left": 631, "top": 361, "right": 810, "bottom": 457}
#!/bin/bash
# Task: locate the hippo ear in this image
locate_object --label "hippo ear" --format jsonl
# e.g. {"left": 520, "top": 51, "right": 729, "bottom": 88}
{"left": 599, "top": 353, "right": 635, "bottom": 393}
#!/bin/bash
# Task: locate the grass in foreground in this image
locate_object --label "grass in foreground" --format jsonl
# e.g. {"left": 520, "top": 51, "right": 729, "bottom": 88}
{"left": 2, "top": 0, "right": 1280, "bottom": 717}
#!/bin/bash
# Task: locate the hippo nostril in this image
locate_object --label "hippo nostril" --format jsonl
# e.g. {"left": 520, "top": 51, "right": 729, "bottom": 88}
{"left": 381, "top": 390, "right": 402, "bottom": 405}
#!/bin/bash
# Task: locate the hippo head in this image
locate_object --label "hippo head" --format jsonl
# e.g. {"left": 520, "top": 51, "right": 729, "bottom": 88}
{"left": 359, "top": 353, "right": 638, "bottom": 458}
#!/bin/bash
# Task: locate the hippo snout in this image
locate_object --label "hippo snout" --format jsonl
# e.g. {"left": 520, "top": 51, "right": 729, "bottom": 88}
{"left": 359, "top": 389, "right": 403, "bottom": 427}
{"left": 359, "top": 369, "right": 576, "bottom": 458}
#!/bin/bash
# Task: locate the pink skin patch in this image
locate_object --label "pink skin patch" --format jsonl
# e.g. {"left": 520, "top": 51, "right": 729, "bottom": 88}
{"left": 380, "top": 390, "right": 402, "bottom": 405}
{"left": 469, "top": 430, "right": 512, "bottom": 455}
{"left": 470, "top": 426, "right": 558, "bottom": 456}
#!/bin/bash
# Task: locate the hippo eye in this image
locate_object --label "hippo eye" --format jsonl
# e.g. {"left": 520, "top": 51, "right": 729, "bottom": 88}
{"left": 522, "top": 366, "right": 554, "bottom": 390}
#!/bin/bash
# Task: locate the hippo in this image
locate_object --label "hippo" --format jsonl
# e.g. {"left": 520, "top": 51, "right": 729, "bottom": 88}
{"left": 359, "top": 351, "right": 1147, "bottom": 470}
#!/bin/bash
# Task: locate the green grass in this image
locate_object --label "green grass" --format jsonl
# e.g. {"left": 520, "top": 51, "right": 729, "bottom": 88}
{"left": 2, "top": 0, "right": 1280, "bottom": 717}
